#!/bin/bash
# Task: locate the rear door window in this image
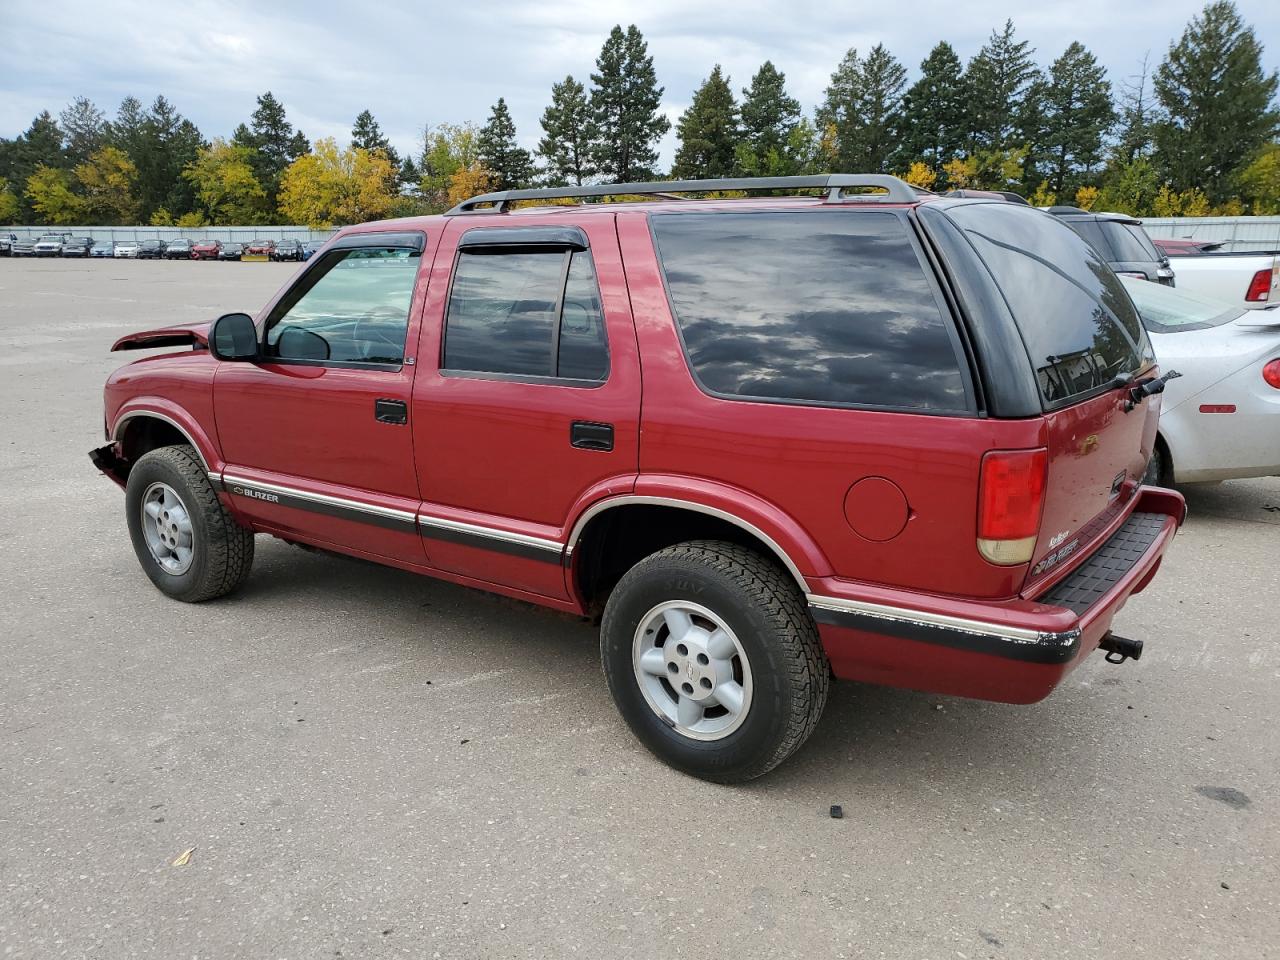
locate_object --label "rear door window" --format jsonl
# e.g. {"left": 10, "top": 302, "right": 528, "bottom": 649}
{"left": 443, "top": 249, "right": 610, "bottom": 383}
{"left": 650, "top": 210, "right": 970, "bottom": 412}
{"left": 945, "top": 203, "right": 1155, "bottom": 407}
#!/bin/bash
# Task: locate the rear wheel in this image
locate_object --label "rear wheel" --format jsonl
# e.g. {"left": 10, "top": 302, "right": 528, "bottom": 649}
{"left": 1143, "top": 442, "right": 1171, "bottom": 486}
{"left": 600, "top": 540, "right": 829, "bottom": 782}
{"left": 125, "top": 444, "right": 254, "bottom": 602}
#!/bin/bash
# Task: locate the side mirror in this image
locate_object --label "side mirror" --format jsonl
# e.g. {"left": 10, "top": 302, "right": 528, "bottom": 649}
{"left": 210, "top": 312, "right": 259, "bottom": 362}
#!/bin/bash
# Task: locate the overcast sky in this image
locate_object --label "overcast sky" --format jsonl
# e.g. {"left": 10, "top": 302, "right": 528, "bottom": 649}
{"left": 3, "top": 1, "right": 1278, "bottom": 168}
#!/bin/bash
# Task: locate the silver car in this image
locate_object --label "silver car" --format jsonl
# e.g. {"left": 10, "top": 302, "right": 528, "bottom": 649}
{"left": 33, "top": 234, "right": 68, "bottom": 257}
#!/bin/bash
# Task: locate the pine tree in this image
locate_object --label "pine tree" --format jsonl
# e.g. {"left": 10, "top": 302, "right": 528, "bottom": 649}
{"left": 590, "top": 25, "right": 670, "bottom": 181}
{"left": 0, "top": 112, "right": 65, "bottom": 222}
{"left": 739, "top": 62, "right": 801, "bottom": 169}
{"left": 820, "top": 44, "right": 907, "bottom": 173}
{"left": 108, "top": 97, "right": 148, "bottom": 163}
{"left": 893, "top": 43, "right": 968, "bottom": 170}
{"left": 232, "top": 92, "right": 310, "bottom": 211}
{"left": 60, "top": 97, "right": 107, "bottom": 166}
{"left": 966, "top": 20, "right": 1039, "bottom": 151}
{"left": 538, "top": 75, "right": 597, "bottom": 186}
{"left": 1036, "top": 43, "right": 1114, "bottom": 195}
{"left": 1112, "top": 54, "right": 1159, "bottom": 164}
{"left": 1154, "top": 0, "right": 1280, "bottom": 201}
{"left": 477, "top": 98, "right": 533, "bottom": 190}
{"left": 672, "top": 65, "right": 741, "bottom": 179}
{"left": 351, "top": 109, "right": 400, "bottom": 167}
{"left": 135, "top": 96, "right": 205, "bottom": 220}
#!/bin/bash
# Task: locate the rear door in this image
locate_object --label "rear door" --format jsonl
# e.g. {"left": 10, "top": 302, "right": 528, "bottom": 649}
{"left": 942, "top": 203, "right": 1160, "bottom": 590}
{"left": 410, "top": 215, "right": 641, "bottom": 600}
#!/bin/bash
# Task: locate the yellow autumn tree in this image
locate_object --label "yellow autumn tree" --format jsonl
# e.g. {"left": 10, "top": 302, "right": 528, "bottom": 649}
{"left": 902, "top": 162, "right": 937, "bottom": 191}
{"left": 0, "top": 179, "right": 19, "bottom": 222}
{"left": 74, "top": 146, "right": 140, "bottom": 224}
{"left": 1074, "top": 186, "right": 1099, "bottom": 211}
{"left": 941, "top": 156, "right": 977, "bottom": 189}
{"left": 26, "top": 166, "right": 85, "bottom": 224}
{"left": 278, "top": 137, "right": 399, "bottom": 228}
{"left": 447, "top": 166, "right": 498, "bottom": 208}
{"left": 1029, "top": 181, "right": 1056, "bottom": 207}
{"left": 183, "top": 140, "right": 268, "bottom": 224}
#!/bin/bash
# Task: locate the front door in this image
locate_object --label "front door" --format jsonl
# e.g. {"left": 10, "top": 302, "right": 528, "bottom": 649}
{"left": 214, "top": 231, "right": 433, "bottom": 564}
{"left": 410, "top": 216, "right": 641, "bottom": 599}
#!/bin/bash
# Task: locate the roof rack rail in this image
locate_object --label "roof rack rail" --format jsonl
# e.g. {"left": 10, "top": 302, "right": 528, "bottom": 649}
{"left": 445, "top": 174, "right": 920, "bottom": 215}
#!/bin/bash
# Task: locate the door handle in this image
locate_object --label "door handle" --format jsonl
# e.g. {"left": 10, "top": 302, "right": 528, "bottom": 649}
{"left": 374, "top": 399, "right": 408, "bottom": 424}
{"left": 570, "top": 421, "right": 614, "bottom": 451}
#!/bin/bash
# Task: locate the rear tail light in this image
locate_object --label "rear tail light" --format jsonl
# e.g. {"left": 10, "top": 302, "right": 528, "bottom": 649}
{"left": 1263, "top": 359, "right": 1280, "bottom": 389}
{"left": 1245, "top": 268, "right": 1273, "bottom": 302}
{"left": 977, "top": 448, "right": 1048, "bottom": 565}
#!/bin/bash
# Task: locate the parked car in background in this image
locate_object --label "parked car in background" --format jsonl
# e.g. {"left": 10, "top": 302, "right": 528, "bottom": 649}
{"left": 33, "top": 234, "right": 70, "bottom": 257}
{"left": 191, "top": 239, "right": 222, "bottom": 260}
{"left": 61, "top": 236, "right": 94, "bottom": 258}
{"left": 301, "top": 240, "right": 324, "bottom": 261}
{"left": 1047, "top": 207, "right": 1174, "bottom": 286}
{"left": 91, "top": 240, "right": 115, "bottom": 258}
{"left": 271, "top": 238, "right": 303, "bottom": 262}
{"left": 218, "top": 242, "right": 244, "bottom": 261}
{"left": 113, "top": 240, "right": 139, "bottom": 259}
{"left": 136, "top": 240, "right": 165, "bottom": 260}
{"left": 92, "top": 174, "right": 1185, "bottom": 782}
{"left": 164, "top": 238, "right": 193, "bottom": 260}
{"left": 1159, "top": 241, "right": 1279, "bottom": 310}
{"left": 0, "top": 232, "right": 17, "bottom": 256}
{"left": 1119, "top": 275, "right": 1280, "bottom": 485}
{"left": 243, "top": 239, "right": 275, "bottom": 260}
{"left": 11, "top": 236, "right": 36, "bottom": 257}
{"left": 1153, "top": 238, "right": 1224, "bottom": 257}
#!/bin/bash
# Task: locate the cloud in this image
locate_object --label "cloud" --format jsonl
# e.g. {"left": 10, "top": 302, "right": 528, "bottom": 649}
{"left": 1, "top": 0, "right": 1276, "bottom": 168}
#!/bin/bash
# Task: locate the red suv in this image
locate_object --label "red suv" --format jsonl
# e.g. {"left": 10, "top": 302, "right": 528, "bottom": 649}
{"left": 90, "top": 175, "right": 1184, "bottom": 782}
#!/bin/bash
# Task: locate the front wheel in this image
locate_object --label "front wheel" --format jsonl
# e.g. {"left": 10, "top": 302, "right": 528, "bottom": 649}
{"left": 600, "top": 540, "right": 829, "bottom": 782}
{"left": 124, "top": 444, "right": 254, "bottom": 602}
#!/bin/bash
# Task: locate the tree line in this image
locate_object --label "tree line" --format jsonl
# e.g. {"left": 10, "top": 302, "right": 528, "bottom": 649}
{"left": 2, "top": 0, "right": 1277, "bottom": 229}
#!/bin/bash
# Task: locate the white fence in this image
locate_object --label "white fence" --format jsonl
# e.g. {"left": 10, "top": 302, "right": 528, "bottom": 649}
{"left": 2, "top": 225, "right": 337, "bottom": 243}
{"left": 1139, "top": 216, "right": 1280, "bottom": 246}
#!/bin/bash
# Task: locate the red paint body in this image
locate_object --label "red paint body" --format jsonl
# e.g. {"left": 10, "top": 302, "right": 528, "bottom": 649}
{"left": 99, "top": 196, "right": 1185, "bottom": 706}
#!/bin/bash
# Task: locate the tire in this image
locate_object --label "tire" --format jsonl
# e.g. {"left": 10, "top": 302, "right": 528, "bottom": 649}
{"left": 124, "top": 444, "right": 254, "bottom": 602}
{"left": 600, "top": 540, "right": 829, "bottom": 783}
{"left": 1143, "top": 443, "right": 1171, "bottom": 486}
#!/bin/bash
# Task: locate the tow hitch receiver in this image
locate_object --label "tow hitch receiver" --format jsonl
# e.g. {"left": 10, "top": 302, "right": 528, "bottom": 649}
{"left": 1099, "top": 632, "right": 1144, "bottom": 664}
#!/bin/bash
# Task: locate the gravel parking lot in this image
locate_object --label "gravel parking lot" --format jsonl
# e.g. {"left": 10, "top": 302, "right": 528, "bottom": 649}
{"left": 1, "top": 258, "right": 1277, "bottom": 959}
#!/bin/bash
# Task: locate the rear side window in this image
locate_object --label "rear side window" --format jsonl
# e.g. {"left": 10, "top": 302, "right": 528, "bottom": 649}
{"left": 1102, "top": 221, "right": 1160, "bottom": 262}
{"left": 650, "top": 211, "right": 968, "bottom": 411}
{"left": 1063, "top": 219, "right": 1113, "bottom": 258}
{"left": 444, "top": 249, "right": 608, "bottom": 382}
{"left": 945, "top": 203, "right": 1155, "bottom": 407}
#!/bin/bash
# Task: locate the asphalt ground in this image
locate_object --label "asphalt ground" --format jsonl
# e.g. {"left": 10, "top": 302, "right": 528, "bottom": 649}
{"left": 1, "top": 257, "right": 1277, "bottom": 959}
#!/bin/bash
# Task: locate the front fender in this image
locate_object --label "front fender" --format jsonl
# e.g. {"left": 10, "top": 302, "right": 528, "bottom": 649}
{"left": 111, "top": 398, "right": 223, "bottom": 474}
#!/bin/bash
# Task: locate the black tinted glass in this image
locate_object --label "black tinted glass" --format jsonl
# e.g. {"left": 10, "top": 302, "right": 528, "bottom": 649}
{"left": 556, "top": 252, "right": 609, "bottom": 381}
{"left": 265, "top": 247, "right": 419, "bottom": 364}
{"left": 444, "top": 248, "right": 609, "bottom": 382}
{"left": 1104, "top": 221, "right": 1160, "bottom": 262}
{"left": 445, "top": 251, "right": 563, "bottom": 376}
{"left": 947, "top": 203, "right": 1154, "bottom": 406}
{"left": 651, "top": 211, "right": 966, "bottom": 410}
{"left": 1063, "top": 219, "right": 1113, "bottom": 258}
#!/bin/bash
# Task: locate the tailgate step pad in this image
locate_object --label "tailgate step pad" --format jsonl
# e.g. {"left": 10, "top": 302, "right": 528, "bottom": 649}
{"left": 1039, "top": 512, "right": 1168, "bottom": 616}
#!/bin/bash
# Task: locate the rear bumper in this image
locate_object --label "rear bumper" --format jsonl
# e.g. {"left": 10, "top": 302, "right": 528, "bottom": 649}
{"left": 809, "top": 486, "right": 1185, "bottom": 704}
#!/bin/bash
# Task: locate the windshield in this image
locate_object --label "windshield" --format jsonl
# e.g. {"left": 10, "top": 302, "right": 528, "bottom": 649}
{"left": 37, "top": 236, "right": 60, "bottom": 242}
{"left": 1118, "top": 276, "right": 1240, "bottom": 332}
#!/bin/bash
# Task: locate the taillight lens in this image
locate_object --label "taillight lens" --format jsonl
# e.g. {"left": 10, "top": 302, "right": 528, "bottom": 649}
{"left": 1245, "top": 269, "right": 1273, "bottom": 302}
{"left": 1263, "top": 359, "right": 1280, "bottom": 389}
{"left": 977, "top": 448, "right": 1048, "bottom": 565}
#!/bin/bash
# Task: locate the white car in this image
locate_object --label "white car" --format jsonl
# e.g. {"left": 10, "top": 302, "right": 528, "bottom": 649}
{"left": 1120, "top": 276, "right": 1280, "bottom": 484}
{"left": 113, "top": 241, "right": 139, "bottom": 259}
{"left": 1163, "top": 242, "right": 1280, "bottom": 310}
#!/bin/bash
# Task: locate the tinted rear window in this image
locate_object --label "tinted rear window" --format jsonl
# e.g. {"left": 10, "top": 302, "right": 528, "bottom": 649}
{"left": 650, "top": 211, "right": 968, "bottom": 411}
{"left": 946, "top": 203, "right": 1154, "bottom": 407}
{"left": 1103, "top": 221, "right": 1160, "bottom": 262}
